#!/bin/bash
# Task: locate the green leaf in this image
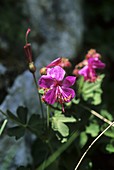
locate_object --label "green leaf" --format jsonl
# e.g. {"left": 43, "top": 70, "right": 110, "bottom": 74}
{"left": 77, "top": 76, "right": 84, "bottom": 96}
{"left": 51, "top": 112, "right": 76, "bottom": 137}
{"left": 7, "top": 126, "right": 25, "bottom": 140}
{"left": 53, "top": 111, "right": 76, "bottom": 123}
{"left": 100, "top": 109, "right": 113, "bottom": 121}
{"left": 28, "top": 114, "right": 43, "bottom": 129}
{"left": 57, "top": 121, "right": 69, "bottom": 137}
{"left": 7, "top": 110, "right": 20, "bottom": 123}
{"left": 102, "top": 125, "right": 114, "bottom": 138}
{"left": 28, "top": 114, "right": 44, "bottom": 136}
{"left": 38, "top": 88, "right": 44, "bottom": 95}
{"left": 17, "top": 106, "right": 28, "bottom": 124}
{"left": 72, "top": 98, "right": 80, "bottom": 104}
{"left": 65, "top": 101, "right": 72, "bottom": 107}
{"left": 79, "top": 131, "right": 88, "bottom": 148}
{"left": 106, "top": 140, "right": 114, "bottom": 153}
{"left": 86, "top": 123, "right": 100, "bottom": 137}
{"left": 52, "top": 118, "right": 69, "bottom": 137}
{"left": 82, "top": 74, "right": 105, "bottom": 105}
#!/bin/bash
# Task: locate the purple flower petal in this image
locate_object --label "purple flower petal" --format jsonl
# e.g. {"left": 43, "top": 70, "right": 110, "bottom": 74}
{"left": 61, "top": 87, "right": 76, "bottom": 102}
{"left": 46, "top": 58, "right": 61, "bottom": 68}
{"left": 62, "top": 76, "right": 76, "bottom": 87}
{"left": 79, "top": 65, "right": 97, "bottom": 82}
{"left": 88, "top": 57, "right": 105, "bottom": 69}
{"left": 38, "top": 75, "right": 54, "bottom": 88}
{"left": 44, "top": 88, "right": 57, "bottom": 104}
{"left": 78, "top": 65, "right": 89, "bottom": 79}
{"left": 48, "top": 66, "right": 65, "bottom": 81}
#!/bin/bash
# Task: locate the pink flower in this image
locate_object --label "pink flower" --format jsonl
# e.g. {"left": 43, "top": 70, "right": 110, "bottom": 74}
{"left": 46, "top": 58, "right": 62, "bottom": 68}
{"left": 38, "top": 66, "right": 76, "bottom": 106}
{"left": 78, "top": 57, "right": 105, "bottom": 82}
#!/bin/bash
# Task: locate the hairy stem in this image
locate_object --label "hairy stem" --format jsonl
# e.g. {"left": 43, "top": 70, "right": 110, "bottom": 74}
{"left": 74, "top": 121, "right": 114, "bottom": 170}
{"left": 80, "top": 104, "right": 114, "bottom": 127}
{"left": 0, "top": 119, "right": 8, "bottom": 135}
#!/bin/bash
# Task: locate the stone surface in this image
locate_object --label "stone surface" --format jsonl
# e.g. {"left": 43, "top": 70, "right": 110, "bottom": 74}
{"left": 0, "top": 63, "right": 7, "bottom": 75}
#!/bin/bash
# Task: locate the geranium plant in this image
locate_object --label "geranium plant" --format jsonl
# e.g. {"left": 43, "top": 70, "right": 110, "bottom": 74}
{"left": 0, "top": 29, "right": 114, "bottom": 170}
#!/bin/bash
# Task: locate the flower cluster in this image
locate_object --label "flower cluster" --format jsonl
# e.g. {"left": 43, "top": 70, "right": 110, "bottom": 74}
{"left": 38, "top": 58, "right": 76, "bottom": 111}
{"left": 24, "top": 30, "right": 106, "bottom": 112}
{"left": 73, "top": 49, "right": 105, "bottom": 82}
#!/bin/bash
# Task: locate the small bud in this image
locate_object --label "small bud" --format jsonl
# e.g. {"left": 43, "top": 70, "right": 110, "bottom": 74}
{"left": 86, "top": 49, "right": 101, "bottom": 59}
{"left": 72, "top": 68, "right": 79, "bottom": 76}
{"left": 60, "top": 58, "right": 72, "bottom": 68}
{"left": 29, "top": 62, "right": 36, "bottom": 73}
{"left": 40, "top": 67, "right": 47, "bottom": 75}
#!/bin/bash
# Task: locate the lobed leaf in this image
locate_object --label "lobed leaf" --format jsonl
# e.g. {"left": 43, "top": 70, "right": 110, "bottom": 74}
{"left": 86, "top": 123, "right": 100, "bottom": 137}
{"left": 106, "top": 140, "right": 114, "bottom": 153}
{"left": 81, "top": 74, "right": 105, "bottom": 105}
{"left": 51, "top": 111, "right": 76, "bottom": 137}
{"left": 17, "top": 106, "right": 28, "bottom": 124}
{"left": 7, "top": 126, "right": 25, "bottom": 140}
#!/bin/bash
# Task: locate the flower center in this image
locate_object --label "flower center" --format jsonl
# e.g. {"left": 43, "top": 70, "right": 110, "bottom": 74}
{"left": 54, "top": 80, "right": 62, "bottom": 87}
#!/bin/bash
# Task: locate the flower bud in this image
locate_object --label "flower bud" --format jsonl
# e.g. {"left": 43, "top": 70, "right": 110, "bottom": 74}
{"left": 24, "top": 43, "right": 33, "bottom": 63}
{"left": 29, "top": 62, "right": 36, "bottom": 73}
{"left": 40, "top": 67, "right": 47, "bottom": 75}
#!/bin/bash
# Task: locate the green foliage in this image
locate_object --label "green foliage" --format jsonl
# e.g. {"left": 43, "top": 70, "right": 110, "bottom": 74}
{"left": 7, "top": 106, "right": 44, "bottom": 139}
{"left": 17, "top": 107, "right": 28, "bottom": 124}
{"left": 86, "top": 123, "right": 100, "bottom": 137}
{"left": 100, "top": 109, "right": 113, "bottom": 121}
{"left": 7, "top": 110, "right": 21, "bottom": 123}
{"left": 51, "top": 111, "right": 76, "bottom": 139}
{"left": 7, "top": 126, "right": 25, "bottom": 140}
{"left": 106, "top": 139, "right": 114, "bottom": 153}
{"left": 102, "top": 125, "right": 114, "bottom": 138}
{"left": 7, "top": 106, "right": 28, "bottom": 139}
{"left": 28, "top": 114, "right": 45, "bottom": 136}
{"left": 79, "top": 131, "right": 88, "bottom": 148}
{"left": 81, "top": 74, "right": 105, "bottom": 105}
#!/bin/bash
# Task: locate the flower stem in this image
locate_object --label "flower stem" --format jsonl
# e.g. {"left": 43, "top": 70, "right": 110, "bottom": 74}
{"left": 80, "top": 104, "right": 114, "bottom": 127}
{"left": 36, "top": 131, "right": 79, "bottom": 170}
{"left": 0, "top": 119, "right": 8, "bottom": 135}
{"left": 47, "top": 105, "right": 50, "bottom": 128}
{"left": 32, "top": 73, "right": 44, "bottom": 119}
{"left": 74, "top": 121, "right": 114, "bottom": 170}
